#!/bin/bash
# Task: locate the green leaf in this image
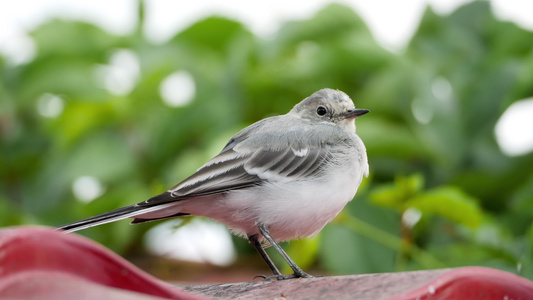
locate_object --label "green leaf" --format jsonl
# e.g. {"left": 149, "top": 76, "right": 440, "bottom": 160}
{"left": 371, "top": 174, "right": 424, "bottom": 208}
{"left": 371, "top": 184, "right": 404, "bottom": 208}
{"left": 56, "top": 101, "right": 116, "bottom": 145}
{"left": 395, "top": 173, "right": 425, "bottom": 197}
{"left": 172, "top": 16, "right": 251, "bottom": 52}
{"left": 0, "top": 197, "right": 25, "bottom": 226}
{"left": 30, "top": 19, "right": 121, "bottom": 59}
{"left": 407, "top": 186, "right": 483, "bottom": 228}
{"left": 510, "top": 174, "right": 533, "bottom": 216}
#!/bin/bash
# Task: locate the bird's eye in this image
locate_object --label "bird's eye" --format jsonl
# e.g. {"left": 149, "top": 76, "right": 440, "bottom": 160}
{"left": 316, "top": 106, "right": 327, "bottom": 116}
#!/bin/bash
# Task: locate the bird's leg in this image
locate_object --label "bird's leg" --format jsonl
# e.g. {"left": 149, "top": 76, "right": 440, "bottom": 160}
{"left": 257, "top": 223, "right": 314, "bottom": 280}
{"left": 248, "top": 233, "right": 283, "bottom": 280}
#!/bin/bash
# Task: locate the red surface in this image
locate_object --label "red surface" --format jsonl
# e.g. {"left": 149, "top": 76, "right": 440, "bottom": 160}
{"left": 1, "top": 226, "right": 532, "bottom": 299}
{"left": 391, "top": 267, "right": 533, "bottom": 300}
{"left": 0, "top": 226, "right": 205, "bottom": 300}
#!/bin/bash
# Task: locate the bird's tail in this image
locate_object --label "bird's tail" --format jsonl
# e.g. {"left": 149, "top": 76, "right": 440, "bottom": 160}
{"left": 57, "top": 203, "right": 178, "bottom": 233}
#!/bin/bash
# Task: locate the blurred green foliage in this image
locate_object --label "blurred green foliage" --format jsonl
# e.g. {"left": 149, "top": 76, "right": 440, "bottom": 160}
{"left": 1, "top": 1, "right": 533, "bottom": 279}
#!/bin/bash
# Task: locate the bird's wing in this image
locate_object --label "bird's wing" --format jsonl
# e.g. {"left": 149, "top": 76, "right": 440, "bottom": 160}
{"left": 242, "top": 145, "right": 330, "bottom": 182}
{"left": 138, "top": 121, "right": 332, "bottom": 207}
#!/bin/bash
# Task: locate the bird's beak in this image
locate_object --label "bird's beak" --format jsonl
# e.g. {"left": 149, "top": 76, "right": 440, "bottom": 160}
{"left": 339, "top": 108, "right": 370, "bottom": 119}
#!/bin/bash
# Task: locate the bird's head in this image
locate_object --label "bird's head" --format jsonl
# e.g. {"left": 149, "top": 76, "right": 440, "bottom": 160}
{"left": 289, "top": 88, "right": 369, "bottom": 132}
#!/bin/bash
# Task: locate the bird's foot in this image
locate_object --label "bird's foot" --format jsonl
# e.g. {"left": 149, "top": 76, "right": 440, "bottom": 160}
{"left": 253, "top": 274, "right": 276, "bottom": 281}
{"left": 253, "top": 271, "right": 316, "bottom": 281}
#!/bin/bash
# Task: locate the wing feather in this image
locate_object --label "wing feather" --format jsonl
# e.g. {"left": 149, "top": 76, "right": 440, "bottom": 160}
{"left": 141, "top": 119, "right": 336, "bottom": 206}
{"left": 244, "top": 147, "right": 328, "bottom": 181}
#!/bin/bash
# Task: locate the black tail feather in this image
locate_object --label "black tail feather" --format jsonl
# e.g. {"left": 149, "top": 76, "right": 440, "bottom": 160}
{"left": 131, "top": 212, "right": 190, "bottom": 224}
{"left": 57, "top": 205, "right": 144, "bottom": 232}
{"left": 57, "top": 191, "right": 188, "bottom": 232}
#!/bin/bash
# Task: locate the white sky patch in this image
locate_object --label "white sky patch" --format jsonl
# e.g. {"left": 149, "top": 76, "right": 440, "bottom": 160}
{"left": 492, "top": 0, "right": 533, "bottom": 31}
{"left": 0, "top": 30, "right": 36, "bottom": 66}
{"left": 72, "top": 176, "right": 105, "bottom": 203}
{"left": 142, "top": 0, "right": 428, "bottom": 51}
{"left": 159, "top": 70, "right": 196, "bottom": 107}
{"left": 140, "top": 0, "right": 481, "bottom": 52}
{"left": 427, "top": 0, "right": 473, "bottom": 14}
{"left": 143, "top": 0, "right": 330, "bottom": 43}
{"left": 37, "top": 93, "right": 64, "bottom": 118}
{"left": 0, "top": 0, "right": 135, "bottom": 36}
{"left": 0, "top": 0, "right": 135, "bottom": 64}
{"left": 144, "top": 218, "right": 236, "bottom": 266}
{"left": 342, "top": 0, "right": 428, "bottom": 52}
{"left": 495, "top": 98, "right": 533, "bottom": 157}
{"left": 0, "top": 1, "right": 531, "bottom": 52}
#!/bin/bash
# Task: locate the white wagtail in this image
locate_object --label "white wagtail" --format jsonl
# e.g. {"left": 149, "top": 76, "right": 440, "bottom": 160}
{"left": 59, "top": 88, "right": 369, "bottom": 280}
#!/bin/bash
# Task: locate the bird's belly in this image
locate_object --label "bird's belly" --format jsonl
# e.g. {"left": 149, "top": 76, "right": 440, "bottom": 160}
{"left": 211, "top": 168, "right": 361, "bottom": 242}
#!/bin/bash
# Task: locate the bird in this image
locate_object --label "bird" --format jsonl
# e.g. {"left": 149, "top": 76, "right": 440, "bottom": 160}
{"left": 58, "top": 88, "right": 369, "bottom": 280}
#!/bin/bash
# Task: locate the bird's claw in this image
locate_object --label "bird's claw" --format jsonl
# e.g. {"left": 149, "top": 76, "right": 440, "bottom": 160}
{"left": 253, "top": 271, "right": 316, "bottom": 281}
{"left": 253, "top": 274, "right": 275, "bottom": 281}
